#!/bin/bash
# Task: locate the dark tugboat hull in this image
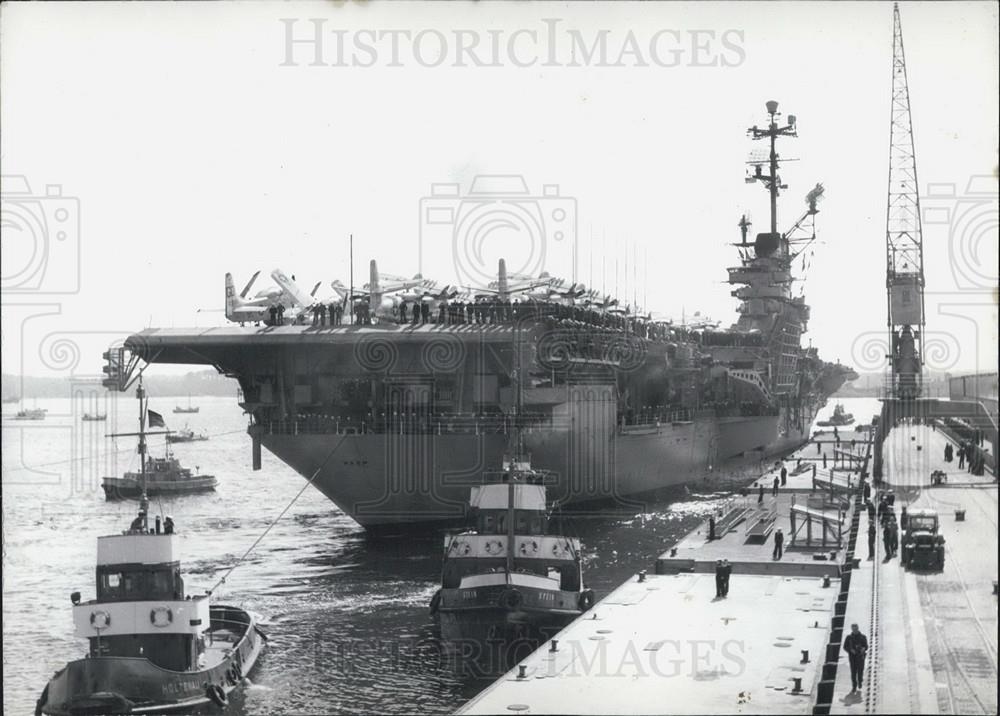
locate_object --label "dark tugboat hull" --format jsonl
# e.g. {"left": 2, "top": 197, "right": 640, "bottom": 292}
{"left": 101, "top": 477, "right": 218, "bottom": 501}
{"left": 436, "top": 584, "right": 585, "bottom": 644}
{"left": 38, "top": 606, "right": 264, "bottom": 715}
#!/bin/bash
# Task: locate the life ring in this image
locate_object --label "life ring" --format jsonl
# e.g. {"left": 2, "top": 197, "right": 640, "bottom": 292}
{"left": 90, "top": 610, "right": 111, "bottom": 629}
{"left": 519, "top": 540, "right": 539, "bottom": 556}
{"left": 499, "top": 588, "right": 523, "bottom": 611}
{"left": 150, "top": 606, "right": 173, "bottom": 627}
{"left": 484, "top": 539, "right": 504, "bottom": 556}
{"left": 429, "top": 589, "right": 442, "bottom": 615}
{"left": 206, "top": 683, "right": 228, "bottom": 708}
{"left": 578, "top": 590, "right": 595, "bottom": 611}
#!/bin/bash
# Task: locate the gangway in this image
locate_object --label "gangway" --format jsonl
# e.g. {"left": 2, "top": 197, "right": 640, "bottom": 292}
{"left": 789, "top": 502, "right": 844, "bottom": 548}
{"left": 745, "top": 497, "right": 777, "bottom": 541}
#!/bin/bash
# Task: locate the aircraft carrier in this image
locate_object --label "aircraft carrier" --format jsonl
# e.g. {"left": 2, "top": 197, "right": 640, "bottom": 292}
{"left": 109, "top": 102, "right": 856, "bottom": 531}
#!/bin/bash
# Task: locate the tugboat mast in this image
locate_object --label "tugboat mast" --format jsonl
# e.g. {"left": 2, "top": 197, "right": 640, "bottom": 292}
{"left": 137, "top": 376, "right": 149, "bottom": 531}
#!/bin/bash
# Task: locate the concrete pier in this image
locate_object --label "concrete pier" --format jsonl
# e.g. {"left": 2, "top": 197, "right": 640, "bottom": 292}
{"left": 830, "top": 422, "right": 997, "bottom": 715}
{"left": 456, "top": 422, "right": 998, "bottom": 715}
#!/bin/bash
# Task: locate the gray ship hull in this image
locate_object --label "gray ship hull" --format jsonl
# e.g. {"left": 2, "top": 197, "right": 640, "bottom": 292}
{"left": 261, "top": 409, "right": 810, "bottom": 529}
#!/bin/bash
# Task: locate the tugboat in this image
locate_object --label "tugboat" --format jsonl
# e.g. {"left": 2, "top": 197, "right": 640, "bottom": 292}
{"left": 173, "top": 394, "right": 200, "bottom": 414}
{"left": 37, "top": 379, "right": 264, "bottom": 715}
{"left": 101, "top": 399, "right": 216, "bottom": 500}
{"left": 817, "top": 402, "right": 855, "bottom": 427}
{"left": 431, "top": 454, "right": 593, "bottom": 643}
{"left": 165, "top": 425, "right": 209, "bottom": 444}
{"left": 102, "top": 445, "right": 216, "bottom": 499}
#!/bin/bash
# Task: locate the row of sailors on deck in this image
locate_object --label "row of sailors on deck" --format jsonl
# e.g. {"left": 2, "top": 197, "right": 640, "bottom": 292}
{"left": 269, "top": 295, "right": 742, "bottom": 346}
{"left": 343, "top": 296, "right": 682, "bottom": 339}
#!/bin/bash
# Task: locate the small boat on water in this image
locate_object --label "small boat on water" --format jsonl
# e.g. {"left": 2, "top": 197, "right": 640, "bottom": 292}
{"left": 13, "top": 407, "right": 47, "bottom": 420}
{"left": 173, "top": 394, "right": 200, "bottom": 414}
{"left": 430, "top": 453, "right": 593, "bottom": 643}
{"left": 81, "top": 413, "right": 107, "bottom": 422}
{"left": 102, "top": 445, "right": 216, "bottom": 499}
{"left": 817, "top": 402, "right": 855, "bottom": 427}
{"left": 37, "top": 380, "right": 263, "bottom": 715}
{"left": 101, "top": 390, "right": 216, "bottom": 500}
{"left": 165, "top": 426, "right": 209, "bottom": 444}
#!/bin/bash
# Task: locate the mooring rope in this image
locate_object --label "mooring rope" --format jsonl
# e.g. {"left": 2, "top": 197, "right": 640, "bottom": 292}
{"left": 206, "top": 433, "right": 347, "bottom": 596}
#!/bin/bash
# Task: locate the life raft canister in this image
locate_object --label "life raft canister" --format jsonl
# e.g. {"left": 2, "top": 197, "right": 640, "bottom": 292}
{"left": 206, "top": 683, "right": 228, "bottom": 708}
{"left": 499, "top": 588, "right": 523, "bottom": 611}
{"left": 429, "top": 589, "right": 442, "bottom": 615}
{"left": 578, "top": 589, "right": 595, "bottom": 611}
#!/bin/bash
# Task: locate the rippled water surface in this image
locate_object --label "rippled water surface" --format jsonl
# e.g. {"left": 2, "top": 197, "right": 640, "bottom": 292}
{"left": 2, "top": 396, "right": 877, "bottom": 714}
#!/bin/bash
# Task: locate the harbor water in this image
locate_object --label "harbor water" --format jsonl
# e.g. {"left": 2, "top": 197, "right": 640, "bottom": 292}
{"left": 1, "top": 394, "right": 880, "bottom": 714}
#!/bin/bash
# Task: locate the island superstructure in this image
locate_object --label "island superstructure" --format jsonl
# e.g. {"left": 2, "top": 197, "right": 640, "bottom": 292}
{"left": 105, "top": 101, "right": 856, "bottom": 531}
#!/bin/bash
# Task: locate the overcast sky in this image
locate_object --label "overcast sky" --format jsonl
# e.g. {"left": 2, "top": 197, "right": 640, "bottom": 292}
{"left": 1, "top": 1, "right": 997, "bottom": 381}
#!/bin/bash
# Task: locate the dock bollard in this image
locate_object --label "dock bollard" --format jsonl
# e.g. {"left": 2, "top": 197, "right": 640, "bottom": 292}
{"left": 801, "top": 649, "right": 810, "bottom": 664}
{"left": 638, "top": 569, "right": 647, "bottom": 583}
{"left": 518, "top": 665, "right": 527, "bottom": 679}
{"left": 955, "top": 509, "right": 966, "bottom": 521}
{"left": 792, "top": 676, "right": 803, "bottom": 693}
{"left": 550, "top": 640, "right": 559, "bottom": 653}
{"left": 822, "top": 575, "right": 831, "bottom": 588}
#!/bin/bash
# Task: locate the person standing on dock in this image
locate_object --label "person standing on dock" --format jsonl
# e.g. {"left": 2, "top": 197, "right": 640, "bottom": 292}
{"left": 714, "top": 559, "right": 724, "bottom": 597}
{"left": 709, "top": 515, "right": 716, "bottom": 541}
{"left": 772, "top": 528, "right": 784, "bottom": 560}
{"left": 867, "top": 521, "right": 876, "bottom": 560}
{"left": 758, "top": 483, "right": 764, "bottom": 504}
{"left": 843, "top": 624, "right": 868, "bottom": 692}
{"left": 958, "top": 444, "right": 966, "bottom": 469}
{"left": 883, "top": 521, "right": 894, "bottom": 559}
{"left": 780, "top": 465, "right": 788, "bottom": 486}
{"left": 721, "top": 559, "right": 732, "bottom": 596}
{"left": 772, "top": 475, "right": 780, "bottom": 496}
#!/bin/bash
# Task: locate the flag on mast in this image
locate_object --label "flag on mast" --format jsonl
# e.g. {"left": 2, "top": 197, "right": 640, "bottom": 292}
{"left": 147, "top": 410, "right": 166, "bottom": 428}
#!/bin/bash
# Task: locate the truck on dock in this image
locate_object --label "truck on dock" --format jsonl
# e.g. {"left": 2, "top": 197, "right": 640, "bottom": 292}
{"left": 901, "top": 508, "right": 945, "bottom": 570}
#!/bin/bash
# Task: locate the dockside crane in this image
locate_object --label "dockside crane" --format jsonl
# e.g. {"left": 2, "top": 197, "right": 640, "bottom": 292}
{"left": 872, "top": 3, "right": 998, "bottom": 481}
{"left": 884, "top": 1, "right": 926, "bottom": 400}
